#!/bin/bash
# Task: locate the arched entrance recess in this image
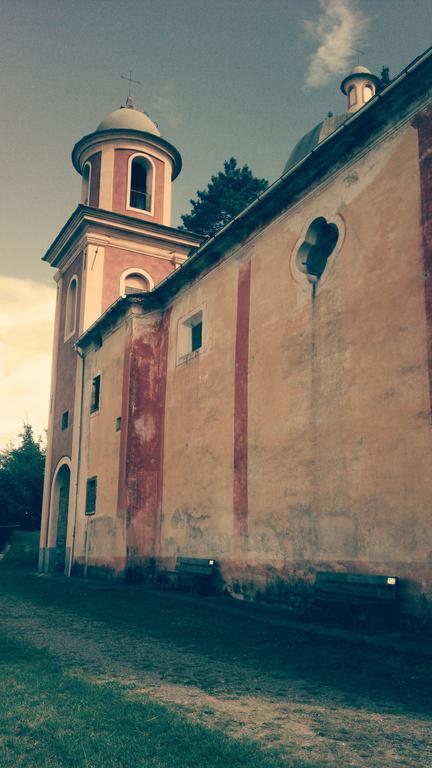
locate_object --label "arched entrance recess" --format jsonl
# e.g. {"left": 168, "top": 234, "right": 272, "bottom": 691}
{"left": 48, "top": 459, "right": 71, "bottom": 573}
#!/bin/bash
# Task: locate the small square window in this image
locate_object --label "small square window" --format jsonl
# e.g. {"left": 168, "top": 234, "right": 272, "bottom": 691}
{"left": 61, "top": 411, "right": 69, "bottom": 431}
{"left": 90, "top": 375, "right": 101, "bottom": 413}
{"left": 85, "top": 476, "right": 97, "bottom": 515}
{"left": 177, "top": 308, "right": 204, "bottom": 363}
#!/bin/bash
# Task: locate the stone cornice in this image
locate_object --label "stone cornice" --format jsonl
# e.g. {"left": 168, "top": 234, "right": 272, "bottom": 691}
{"left": 42, "top": 205, "right": 203, "bottom": 268}
{"left": 72, "top": 128, "right": 182, "bottom": 179}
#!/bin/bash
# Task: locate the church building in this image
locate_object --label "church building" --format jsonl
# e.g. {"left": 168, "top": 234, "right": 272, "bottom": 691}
{"left": 39, "top": 47, "right": 432, "bottom": 627}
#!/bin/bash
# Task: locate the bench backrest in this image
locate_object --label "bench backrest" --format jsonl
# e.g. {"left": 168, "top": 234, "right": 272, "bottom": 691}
{"left": 176, "top": 556, "right": 216, "bottom": 576}
{"left": 315, "top": 572, "right": 398, "bottom": 601}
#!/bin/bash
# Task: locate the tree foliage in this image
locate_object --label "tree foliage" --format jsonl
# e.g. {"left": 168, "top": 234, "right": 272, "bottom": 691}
{"left": 181, "top": 157, "right": 268, "bottom": 238}
{"left": 0, "top": 424, "right": 45, "bottom": 533}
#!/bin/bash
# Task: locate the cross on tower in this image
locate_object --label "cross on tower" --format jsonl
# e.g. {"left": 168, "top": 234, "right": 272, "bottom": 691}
{"left": 120, "top": 70, "right": 141, "bottom": 100}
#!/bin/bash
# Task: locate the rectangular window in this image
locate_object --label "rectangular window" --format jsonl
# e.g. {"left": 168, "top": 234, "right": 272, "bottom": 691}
{"left": 116, "top": 416, "right": 122, "bottom": 432}
{"left": 90, "top": 375, "right": 101, "bottom": 413}
{"left": 177, "top": 308, "right": 204, "bottom": 363}
{"left": 85, "top": 476, "right": 97, "bottom": 515}
{"left": 61, "top": 411, "right": 69, "bottom": 431}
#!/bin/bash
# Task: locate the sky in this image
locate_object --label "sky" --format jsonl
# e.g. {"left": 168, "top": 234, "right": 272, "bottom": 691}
{"left": 0, "top": 0, "right": 431, "bottom": 446}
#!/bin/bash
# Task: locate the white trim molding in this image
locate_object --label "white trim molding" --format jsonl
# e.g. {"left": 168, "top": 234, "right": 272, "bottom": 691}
{"left": 120, "top": 267, "right": 155, "bottom": 295}
{"left": 126, "top": 152, "right": 156, "bottom": 217}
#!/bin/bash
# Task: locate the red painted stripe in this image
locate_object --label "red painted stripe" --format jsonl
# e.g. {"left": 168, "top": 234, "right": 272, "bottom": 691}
{"left": 233, "top": 260, "right": 251, "bottom": 544}
{"left": 415, "top": 107, "right": 432, "bottom": 422}
{"left": 155, "top": 308, "right": 171, "bottom": 557}
{"left": 120, "top": 310, "right": 171, "bottom": 566}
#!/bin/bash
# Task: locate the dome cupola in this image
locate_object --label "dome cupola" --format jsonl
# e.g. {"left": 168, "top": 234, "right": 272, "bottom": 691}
{"left": 283, "top": 113, "right": 348, "bottom": 173}
{"left": 283, "top": 63, "right": 381, "bottom": 173}
{"left": 96, "top": 98, "right": 161, "bottom": 135}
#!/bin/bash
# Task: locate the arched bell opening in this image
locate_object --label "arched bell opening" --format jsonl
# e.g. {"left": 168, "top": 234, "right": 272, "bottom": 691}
{"left": 81, "top": 162, "right": 91, "bottom": 205}
{"left": 124, "top": 273, "right": 150, "bottom": 293}
{"left": 129, "top": 155, "right": 153, "bottom": 212}
{"left": 120, "top": 268, "right": 155, "bottom": 296}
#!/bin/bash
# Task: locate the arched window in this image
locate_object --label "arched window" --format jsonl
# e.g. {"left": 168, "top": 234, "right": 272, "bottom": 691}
{"left": 65, "top": 277, "right": 78, "bottom": 339}
{"left": 348, "top": 86, "right": 357, "bottom": 108}
{"left": 363, "top": 84, "right": 374, "bottom": 103}
{"left": 124, "top": 273, "right": 150, "bottom": 294}
{"left": 81, "top": 162, "right": 91, "bottom": 205}
{"left": 129, "top": 156, "right": 152, "bottom": 212}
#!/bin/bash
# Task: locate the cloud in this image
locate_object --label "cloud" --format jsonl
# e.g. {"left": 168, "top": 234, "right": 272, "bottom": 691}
{"left": 0, "top": 276, "right": 55, "bottom": 448}
{"left": 304, "top": 0, "right": 369, "bottom": 89}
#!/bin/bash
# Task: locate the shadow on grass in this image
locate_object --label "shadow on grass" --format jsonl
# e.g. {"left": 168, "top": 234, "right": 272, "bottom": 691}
{"left": 0, "top": 633, "right": 316, "bottom": 768}
{"left": 0, "top": 569, "right": 431, "bottom": 721}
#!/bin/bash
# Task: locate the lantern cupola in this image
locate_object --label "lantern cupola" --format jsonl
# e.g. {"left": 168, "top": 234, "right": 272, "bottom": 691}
{"left": 340, "top": 65, "right": 381, "bottom": 114}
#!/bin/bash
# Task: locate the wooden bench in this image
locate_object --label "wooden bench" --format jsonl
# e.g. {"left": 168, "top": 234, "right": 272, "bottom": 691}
{"left": 306, "top": 572, "right": 399, "bottom": 633}
{"left": 159, "top": 557, "right": 216, "bottom": 596}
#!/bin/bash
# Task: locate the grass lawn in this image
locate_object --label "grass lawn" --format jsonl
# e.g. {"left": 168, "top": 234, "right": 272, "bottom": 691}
{"left": 0, "top": 632, "right": 307, "bottom": 768}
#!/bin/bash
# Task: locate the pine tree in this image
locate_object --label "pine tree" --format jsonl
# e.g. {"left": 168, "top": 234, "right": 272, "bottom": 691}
{"left": 181, "top": 158, "right": 268, "bottom": 238}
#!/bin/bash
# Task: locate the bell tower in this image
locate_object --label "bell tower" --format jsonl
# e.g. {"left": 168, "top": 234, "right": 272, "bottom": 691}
{"left": 38, "top": 99, "right": 202, "bottom": 576}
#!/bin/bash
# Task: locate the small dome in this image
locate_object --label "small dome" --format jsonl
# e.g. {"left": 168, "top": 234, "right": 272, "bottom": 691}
{"left": 283, "top": 113, "right": 348, "bottom": 173}
{"left": 350, "top": 64, "right": 373, "bottom": 75}
{"left": 96, "top": 104, "right": 160, "bottom": 136}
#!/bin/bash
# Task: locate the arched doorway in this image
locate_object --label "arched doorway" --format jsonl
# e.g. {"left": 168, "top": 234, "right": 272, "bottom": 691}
{"left": 49, "top": 462, "right": 71, "bottom": 573}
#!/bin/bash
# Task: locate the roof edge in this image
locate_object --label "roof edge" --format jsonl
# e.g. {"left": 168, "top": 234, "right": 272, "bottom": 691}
{"left": 71, "top": 129, "right": 182, "bottom": 180}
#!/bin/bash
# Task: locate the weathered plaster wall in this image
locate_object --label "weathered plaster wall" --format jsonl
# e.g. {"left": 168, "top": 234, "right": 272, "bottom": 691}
{"left": 240, "top": 122, "right": 432, "bottom": 622}
{"left": 116, "top": 311, "right": 170, "bottom": 580}
{"left": 161, "top": 257, "right": 240, "bottom": 562}
{"left": 159, "top": 120, "right": 432, "bottom": 624}
{"left": 72, "top": 323, "right": 126, "bottom": 578}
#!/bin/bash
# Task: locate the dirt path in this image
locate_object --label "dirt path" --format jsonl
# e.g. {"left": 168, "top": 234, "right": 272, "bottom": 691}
{"left": 0, "top": 577, "right": 431, "bottom": 767}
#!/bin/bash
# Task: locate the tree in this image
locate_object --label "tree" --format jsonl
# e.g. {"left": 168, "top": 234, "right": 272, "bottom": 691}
{"left": 379, "top": 66, "right": 391, "bottom": 90}
{"left": 0, "top": 424, "right": 45, "bottom": 532}
{"left": 181, "top": 157, "right": 268, "bottom": 238}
